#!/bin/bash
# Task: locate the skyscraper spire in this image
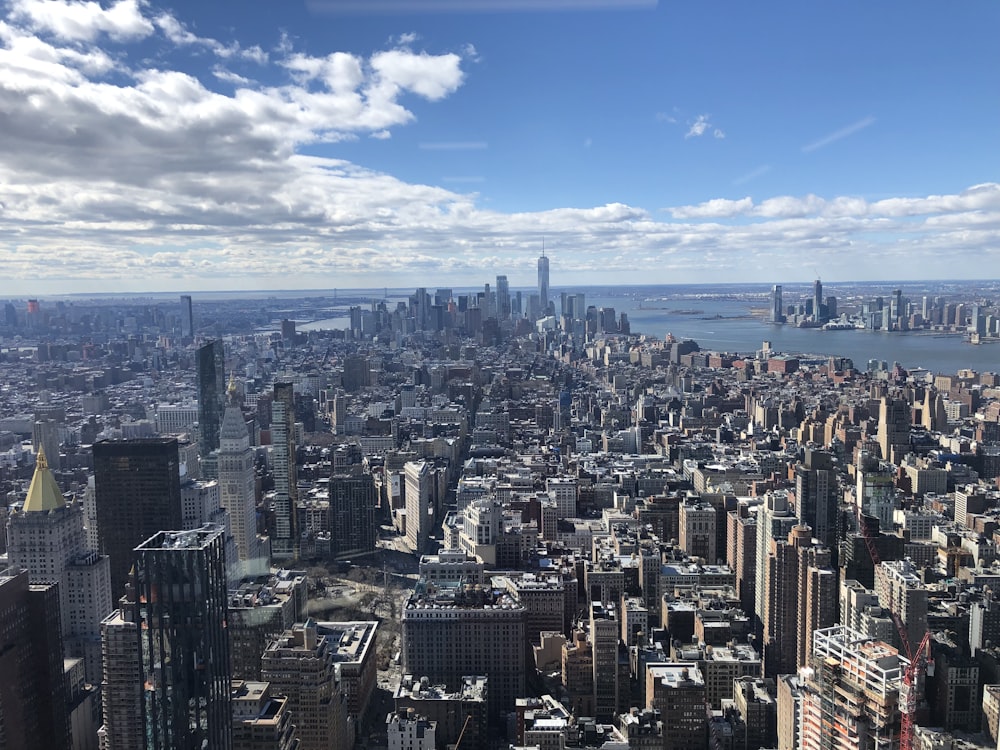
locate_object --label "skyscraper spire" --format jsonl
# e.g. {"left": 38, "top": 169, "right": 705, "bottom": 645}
{"left": 23, "top": 445, "right": 65, "bottom": 512}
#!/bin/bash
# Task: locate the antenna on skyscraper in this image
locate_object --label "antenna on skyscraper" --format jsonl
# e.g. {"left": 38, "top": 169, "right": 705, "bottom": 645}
{"left": 542, "top": 237, "right": 545, "bottom": 257}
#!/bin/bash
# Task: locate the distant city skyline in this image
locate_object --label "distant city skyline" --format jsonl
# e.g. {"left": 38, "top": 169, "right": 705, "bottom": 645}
{"left": 0, "top": 0, "right": 997, "bottom": 294}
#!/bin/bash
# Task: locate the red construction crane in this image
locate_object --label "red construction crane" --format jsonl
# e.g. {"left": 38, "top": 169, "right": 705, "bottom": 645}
{"left": 856, "top": 511, "right": 930, "bottom": 750}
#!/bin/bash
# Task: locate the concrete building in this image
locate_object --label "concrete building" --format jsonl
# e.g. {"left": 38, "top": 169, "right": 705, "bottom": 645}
{"left": 261, "top": 620, "right": 353, "bottom": 750}
{"left": 679, "top": 498, "right": 717, "bottom": 563}
{"left": 98, "top": 608, "right": 144, "bottom": 750}
{"left": 317, "top": 621, "right": 379, "bottom": 724}
{"left": 6, "top": 448, "right": 112, "bottom": 683}
{"left": 386, "top": 710, "right": 436, "bottom": 750}
{"left": 646, "top": 663, "right": 707, "bottom": 750}
{"left": 231, "top": 681, "right": 298, "bottom": 750}
{"left": 219, "top": 388, "right": 267, "bottom": 579}
{"left": 590, "top": 601, "right": 620, "bottom": 722}
{"left": 404, "top": 460, "right": 434, "bottom": 554}
{"left": 800, "top": 625, "right": 906, "bottom": 750}
{"left": 401, "top": 579, "right": 525, "bottom": 722}
{"left": 228, "top": 569, "right": 308, "bottom": 681}
{"left": 393, "top": 675, "right": 487, "bottom": 750}
{"left": 875, "top": 558, "right": 928, "bottom": 655}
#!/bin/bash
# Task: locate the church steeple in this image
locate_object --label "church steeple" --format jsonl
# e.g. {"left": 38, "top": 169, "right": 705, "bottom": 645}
{"left": 23, "top": 446, "right": 66, "bottom": 512}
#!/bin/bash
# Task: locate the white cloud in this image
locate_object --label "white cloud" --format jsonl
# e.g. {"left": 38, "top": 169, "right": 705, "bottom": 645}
{"left": 9, "top": 0, "right": 153, "bottom": 42}
{"left": 0, "top": 1, "right": 996, "bottom": 292}
{"left": 686, "top": 114, "right": 710, "bottom": 138}
{"left": 713, "top": 128, "right": 725, "bottom": 139}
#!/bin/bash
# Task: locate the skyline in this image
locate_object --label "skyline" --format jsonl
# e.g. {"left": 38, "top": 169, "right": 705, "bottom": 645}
{"left": 0, "top": 0, "right": 998, "bottom": 294}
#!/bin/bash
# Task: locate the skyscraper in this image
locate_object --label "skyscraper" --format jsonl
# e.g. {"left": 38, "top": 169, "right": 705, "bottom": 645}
{"left": 0, "top": 568, "right": 69, "bottom": 750}
{"left": 813, "top": 279, "right": 823, "bottom": 321}
{"left": 771, "top": 284, "right": 784, "bottom": 323}
{"left": 134, "top": 526, "right": 232, "bottom": 750}
{"left": 218, "top": 382, "right": 266, "bottom": 579}
{"left": 271, "top": 382, "right": 298, "bottom": 559}
{"left": 329, "top": 470, "right": 376, "bottom": 559}
{"left": 93, "top": 437, "right": 183, "bottom": 600}
{"left": 197, "top": 339, "right": 226, "bottom": 457}
{"left": 538, "top": 251, "right": 550, "bottom": 315}
{"left": 6, "top": 448, "right": 113, "bottom": 683}
{"left": 180, "top": 294, "right": 194, "bottom": 338}
{"left": 496, "top": 274, "right": 511, "bottom": 320}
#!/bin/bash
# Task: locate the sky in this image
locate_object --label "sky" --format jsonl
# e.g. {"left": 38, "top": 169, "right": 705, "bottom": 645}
{"left": 0, "top": 0, "right": 998, "bottom": 295}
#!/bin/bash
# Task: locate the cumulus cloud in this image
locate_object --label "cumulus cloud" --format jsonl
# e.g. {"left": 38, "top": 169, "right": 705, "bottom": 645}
{"left": 685, "top": 114, "right": 711, "bottom": 138}
{"left": 0, "top": 0, "right": 997, "bottom": 292}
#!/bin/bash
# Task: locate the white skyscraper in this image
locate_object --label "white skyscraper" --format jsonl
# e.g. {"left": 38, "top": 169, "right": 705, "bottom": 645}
{"left": 219, "top": 384, "right": 266, "bottom": 578}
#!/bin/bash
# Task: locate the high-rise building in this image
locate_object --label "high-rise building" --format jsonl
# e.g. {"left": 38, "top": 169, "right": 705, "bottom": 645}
{"left": 496, "top": 274, "right": 511, "bottom": 320}
{"left": 646, "top": 663, "right": 707, "bottom": 750}
{"left": 877, "top": 396, "right": 910, "bottom": 465}
{"left": 271, "top": 382, "right": 298, "bottom": 559}
{"left": 794, "top": 448, "right": 838, "bottom": 555}
{"left": 404, "top": 460, "right": 433, "bottom": 554}
{"left": 537, "top": 252, "right": 550, "bottom": 315}
{"left": 180, "top": 294, "right": 194, "bottom": 338}
{"left": 813, "top": 279, "right": 824, "bottom": 321}
{"left": 679, "top": 498, "right": 717, "bottom": 563}
{"left": 98, "top": 606, "right": 144, "bottom": 750}
{"left": 93, "top": 438, "right": 183, "bottom": 600}
{"left": 590, "top": 601, "right": 620, "bottom": 722}
{"left": 134, "top": 526, "right": 232, "bottom": 750}
{"left": 754, "top": 490, "right": 797, "bottom": 642}
{"left": 261, "top": 620, "right": 353, "bottom": 750}
{"left": 330, "top": 470, "right": 377, "bottom": 559}
{"left": 875, "top": 558, "right": 928, "bottom": 655}
{"left": 856, "top": 451, "right": 896, "bottom": 531}
{"left": 402, "top": 579, "right": 526, "bottom": 722}
{"left": 6, "top": 448, "right": 113, "bottom": 683}
{"left": 197, "top": 339, "right": 226, "bottom": 458}
{"left": 771, "top": 284, "right": 784, "bottom": 323}
{"left": 797, "top": 626, "right": 905, "bottom": 750}
{"left": 218, "top": 384, "right": 267, "bottom": 579}
{"left": 0, "top": 568, "right": 69, "bottom": 750}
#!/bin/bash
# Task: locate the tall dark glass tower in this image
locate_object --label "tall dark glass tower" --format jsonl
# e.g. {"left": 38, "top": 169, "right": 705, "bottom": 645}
{"left": 537, "top": 252, "right": 550, "bottom": 314}
{"left": 196, "top": 339, "right": 225, "bottom": 456}
{"left": 93, "top": 438, "right": 183, "bottom": 600}
{"left": 329, "top": 470, "right": 376, "bottom": 559}
{"left": 813, "top": 279, "right": 823, "bottom": 321}
{"left": 134, "top": 526, "right": 232, "bottom": 750}
{"left": 180, "top": 295, "right": 194, "bottom": 339}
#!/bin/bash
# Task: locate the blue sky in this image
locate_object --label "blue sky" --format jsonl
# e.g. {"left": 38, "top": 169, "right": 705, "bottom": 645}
{"left": 0, "top": 0, "right": 997, "bottom": 294}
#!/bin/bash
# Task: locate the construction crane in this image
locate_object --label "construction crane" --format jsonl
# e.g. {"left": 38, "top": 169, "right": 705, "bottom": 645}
{"left": 452, "top": 714, "right": 473, "bottom": 750}
{"left": 856, "top": 509, "right": 930, "bottom": 750}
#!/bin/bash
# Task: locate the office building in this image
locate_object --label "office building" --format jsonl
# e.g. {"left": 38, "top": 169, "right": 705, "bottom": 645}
{"left": 794, "top": 447, "right": 838, "bottom": 554}
{"left": 93, "top": 437, "right": 183, "bottom": 601}
{"left": 0, "top": 568, "right": 69, "bottom": 750}
{"left": 590, "top": 601, "right": 620, "bottom": 722}
{"left": 6, "top": 448, "right": 113, "bottom": 683}
{"left": 401, "top": 579, "right": 525, "bottom": 722}
{"left": 393, "top": 675, "right": 487, "bottom": 750}
{"left": 231, "top": 681, "right": 298, "bottom": 750}
{"left": 404, "top": 460, "right": 433, "bottom": 554}
{"left": 387, "top": 711, "right": 435, "bottom": 750}
{"left": 261, "top": 620, "right": 353, "bottom": 750}
{"left": 877, "top": 396, "right": 911, "bottom": 465}
{"left": 771, "top": 284, "right": 784, "bottom": 323}
{"left": 538, "top": 251, "right": 550, "bottom": 315}
{"left": 496, "top": 274, "right": 511, "bottom": 320}
{"left": 856, "top": 451, "right": 897, "bottom": 531}
{"left": 271, "top": 382, "right": 298, "bottom": 559}
{"left": 813, "top": 278, "right": 823, "bottom": 321}
{"left": 180, "top": 294, "right": 193, "bottom": 338}
{"left": 329, "top": 471, "right": 377, "bottom": 559}
{"left": 754, "top": 490, "right": 797, "bottom": 641}
{"left": 197, "top": 339, "right": 226, "bottom": 457}
{"left": 134, "top": 526, "right": 232, "bottom": 750}
{"left": 875, "top": 558, "right": 928, "bottom": 654}
{"left": 228, "top": 569, "right": 308, "bottom": 681}
{"left": 679, "top": 497, "right": 717, "bottom": 562}
{"left": 219, "top": 386, "right": 267, "bottom": 579}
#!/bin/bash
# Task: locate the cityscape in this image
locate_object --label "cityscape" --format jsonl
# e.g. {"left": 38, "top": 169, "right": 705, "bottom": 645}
{"left": 2, "top": 1, "right": 999, "bottom": 749}
{"left": 2, "top": 256, "right": 1000, "bottom": 750}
